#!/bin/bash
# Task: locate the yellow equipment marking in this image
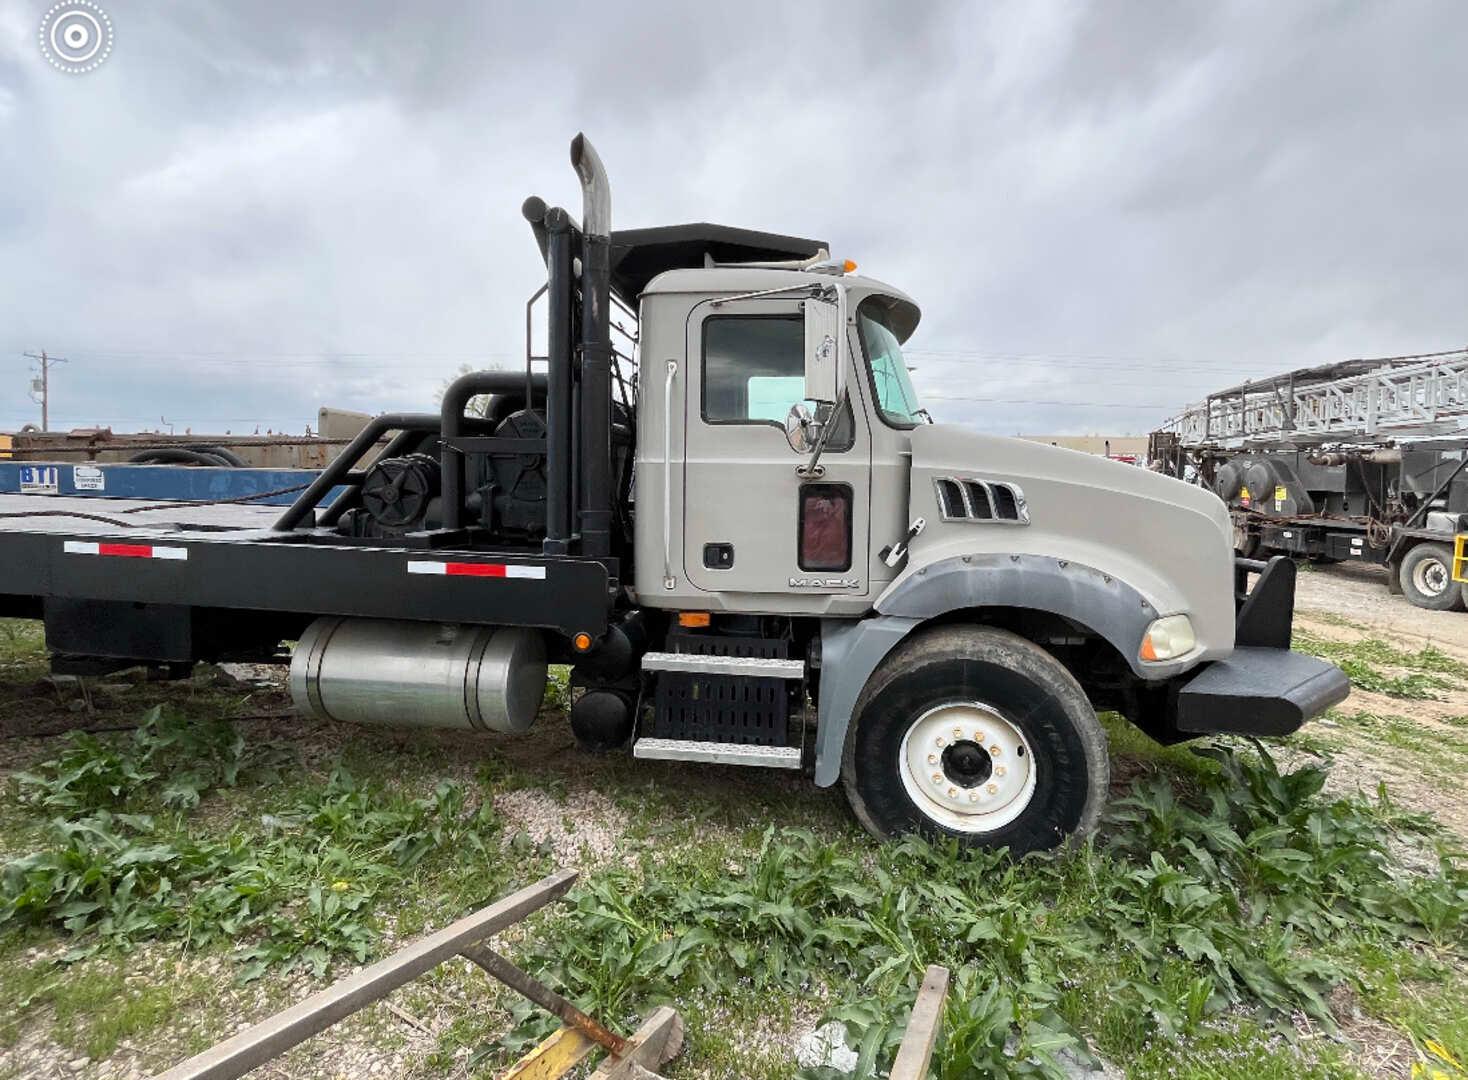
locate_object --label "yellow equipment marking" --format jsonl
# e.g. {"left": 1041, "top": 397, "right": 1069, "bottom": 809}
{"left": 1454, "top": 533, "right": 1468, "bottom": 584}
{"left": 500, "top": 1025, "right": 598, "bottom": 1079}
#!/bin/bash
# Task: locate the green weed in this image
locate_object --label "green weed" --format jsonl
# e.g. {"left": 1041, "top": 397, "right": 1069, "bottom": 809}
{"left": 453, "top": 743, "right": 1468, "bottom": 1078}
{"left": 2, "top": 714, "right": 502, "bottom": 982}
{"left": 5, "top": 696, "right": 1468, "bottom": 1079}
{"left": 1293, "top": 631, "right": 1466, "bottom": 699}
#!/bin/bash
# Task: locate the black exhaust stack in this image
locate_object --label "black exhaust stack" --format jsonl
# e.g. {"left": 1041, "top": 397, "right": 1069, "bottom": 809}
{"left": 570, "top": 133, "right": 613, "bottom": 559}
{"left": 542, "top": 206, "right": 575, "bottom": 552}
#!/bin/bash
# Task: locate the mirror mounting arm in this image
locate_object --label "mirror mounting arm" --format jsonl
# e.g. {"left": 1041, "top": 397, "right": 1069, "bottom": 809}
{"left": 710, "top": 283, "right": 824, "bottom": 308}
{"left": 796, "top": 393, "right": 846, "bottom": 480}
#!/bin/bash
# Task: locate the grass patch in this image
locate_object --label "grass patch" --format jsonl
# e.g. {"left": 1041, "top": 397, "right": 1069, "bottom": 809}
{"left": 439, "top": 744, "right": 1468, "bottom": 1079}
{"left": 1324, "top": 709, "right": 1468, "bottom": 785}
{"left": 1344, "top": 941, "right": 1468, "bottom": 1074}
{"left": 1292, "top": 630, "right": 1465, "bottom": 699}
{"left": 2, "top": 710, "right": 506, "bottom": 980}
{"left": 1128, "top": 1014, "right": 1364, "bottom": 1079}
{"left": 2, "top": 685, "right": 1466, "bottom": 1078}
{"left": 0, "top": 619, "right": 45, "bottom": 665}
{"left": 0, "top": 957, "right": 197, "bottom": 1059}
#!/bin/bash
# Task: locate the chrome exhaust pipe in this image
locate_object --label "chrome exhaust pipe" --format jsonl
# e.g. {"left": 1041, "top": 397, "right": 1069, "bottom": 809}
{"left": 570, "top": 132, "right": 613, "bottom": 557}
{"left": 570, "top": 132, "right": 610, "bottom": 238}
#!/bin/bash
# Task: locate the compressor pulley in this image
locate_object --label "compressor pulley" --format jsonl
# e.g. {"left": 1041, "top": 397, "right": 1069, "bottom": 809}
{"left": 361, "top": 453, "right": 440, "bottom": 529}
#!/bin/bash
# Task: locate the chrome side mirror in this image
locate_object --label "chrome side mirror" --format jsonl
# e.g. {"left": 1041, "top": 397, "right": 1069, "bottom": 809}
{"left": 785, "top": 400, "right": 822, "bottom": 454}
{"left": 802, "top": 285, "right": 845, "bottom": 403}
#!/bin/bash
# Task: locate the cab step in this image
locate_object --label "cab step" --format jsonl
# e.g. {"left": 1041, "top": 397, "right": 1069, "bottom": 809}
{"left": 640, "top": 652, "right": 804, "bottom": 678}
{"left": 631, "top": 738, "right": 802, "bottom": 769}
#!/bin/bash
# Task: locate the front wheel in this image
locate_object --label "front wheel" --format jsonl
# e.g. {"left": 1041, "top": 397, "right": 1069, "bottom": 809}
{"left": 840, "top": 626, "right": 1109, "bottom": 855}
{"left": 1399, "top": 542, "right": 1465, "bottom": 612}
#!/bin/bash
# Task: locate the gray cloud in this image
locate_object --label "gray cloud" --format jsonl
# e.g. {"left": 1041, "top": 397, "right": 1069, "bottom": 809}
{"left": 1, "top": 0, "right": 1465, "bottom": 437}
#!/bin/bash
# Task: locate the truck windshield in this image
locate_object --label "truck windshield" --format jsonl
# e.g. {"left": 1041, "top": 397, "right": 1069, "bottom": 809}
{"left": 858, "top": 301, "right": 924, "bottom": 428}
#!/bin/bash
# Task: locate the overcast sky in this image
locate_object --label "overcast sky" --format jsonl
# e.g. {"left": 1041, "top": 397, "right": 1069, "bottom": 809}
{"left": 2, "top": 1, "right": 1465, "bottom": 437}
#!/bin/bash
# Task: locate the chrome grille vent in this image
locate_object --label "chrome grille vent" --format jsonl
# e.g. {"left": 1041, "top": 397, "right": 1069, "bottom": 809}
{"left": 933, "top": 477, "right": 1029, "bottom": 525}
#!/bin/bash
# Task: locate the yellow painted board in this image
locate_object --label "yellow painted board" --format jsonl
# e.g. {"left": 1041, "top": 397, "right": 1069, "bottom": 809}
{"left": 500, "top": 1025, "right": 598, "bottom": 1080}
{"left": 1453, "top": 534, "right": 1468, "bottom": 584}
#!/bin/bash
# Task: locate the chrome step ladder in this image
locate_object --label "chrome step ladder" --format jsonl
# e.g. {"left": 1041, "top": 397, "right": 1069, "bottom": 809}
{"left": 633, "top": 651, "right": 804, "bottom": 768}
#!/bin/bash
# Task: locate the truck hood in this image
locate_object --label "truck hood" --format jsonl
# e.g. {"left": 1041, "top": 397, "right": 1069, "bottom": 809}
{"left": 890, "top": 424, "right": 1236, "bottom": 662}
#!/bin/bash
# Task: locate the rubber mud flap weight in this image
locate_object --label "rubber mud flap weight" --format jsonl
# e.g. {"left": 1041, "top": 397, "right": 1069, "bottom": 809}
{"left": 840, "top": 625, "right": 1108, "bottom": 855}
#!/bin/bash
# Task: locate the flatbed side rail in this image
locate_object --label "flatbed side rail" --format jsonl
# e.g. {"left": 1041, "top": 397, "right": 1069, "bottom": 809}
{"left": 272, "top": 413, "right": 439, "bottom": 532}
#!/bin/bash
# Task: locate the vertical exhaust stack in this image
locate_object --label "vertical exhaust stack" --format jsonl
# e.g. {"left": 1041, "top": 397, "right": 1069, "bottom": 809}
{"left": 541, "top": 206, "right": 575, "bottom": 552}
{"left": 571, "top": 133, "right": 613, "bottom": 559}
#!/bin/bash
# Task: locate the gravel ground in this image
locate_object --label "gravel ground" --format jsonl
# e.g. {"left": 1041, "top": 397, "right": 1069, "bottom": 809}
{"left": 1294, "top": 560, "right": 1468, "bottom": 652}
{"left": 1289, "top": 562, "right": 1468, "bottom": 838}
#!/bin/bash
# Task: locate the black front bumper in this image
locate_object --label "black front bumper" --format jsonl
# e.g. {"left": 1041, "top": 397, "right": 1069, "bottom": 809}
{"left": 1173, "top": 556, "right": 1350, "bottom": 737}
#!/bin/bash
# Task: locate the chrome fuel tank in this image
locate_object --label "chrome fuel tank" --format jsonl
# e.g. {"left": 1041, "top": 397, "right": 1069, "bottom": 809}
{"left": 290, "top": 618, "right": 547, "bottom": 733}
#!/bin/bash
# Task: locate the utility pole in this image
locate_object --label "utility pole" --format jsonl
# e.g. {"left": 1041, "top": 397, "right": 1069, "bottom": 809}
{"left": 22, "top": 351, "right": 67, "bottom": 431}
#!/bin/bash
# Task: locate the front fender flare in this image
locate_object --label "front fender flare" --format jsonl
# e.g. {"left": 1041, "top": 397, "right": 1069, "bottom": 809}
{"left": 813, "top": 554, "right": 1179, "bottom": 787}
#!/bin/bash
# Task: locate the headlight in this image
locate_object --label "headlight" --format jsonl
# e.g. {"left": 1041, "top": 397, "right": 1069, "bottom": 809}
{"left": 1139, "top": 614, "right": 1196, "bottom": 662}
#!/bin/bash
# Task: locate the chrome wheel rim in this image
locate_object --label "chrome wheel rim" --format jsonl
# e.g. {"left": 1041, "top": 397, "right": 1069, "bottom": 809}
{"left": 898, "top": 702, "right": 1037, "bottom": 833}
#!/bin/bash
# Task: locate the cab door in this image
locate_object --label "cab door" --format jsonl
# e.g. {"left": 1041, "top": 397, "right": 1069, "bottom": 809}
{"left": 681, "top": 296, "right": 872, "bottom": 600}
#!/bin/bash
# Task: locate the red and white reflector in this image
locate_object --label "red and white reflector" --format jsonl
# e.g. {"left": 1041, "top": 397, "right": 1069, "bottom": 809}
{"left": 406, "top": 560, "right": 546, "bottom": 579}
{"left": 63, "top": 540, "right": 188, "bottom": 561}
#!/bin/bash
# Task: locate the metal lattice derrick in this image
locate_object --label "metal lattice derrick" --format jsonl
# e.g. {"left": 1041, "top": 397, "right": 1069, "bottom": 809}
{"left": 1163, "top": 348, "right": 1468, "bottom": 449}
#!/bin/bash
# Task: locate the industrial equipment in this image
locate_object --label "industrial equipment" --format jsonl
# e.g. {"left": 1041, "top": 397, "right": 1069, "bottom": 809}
{"left": 1151, "top": 349, "right": 1468, "bottom": 611}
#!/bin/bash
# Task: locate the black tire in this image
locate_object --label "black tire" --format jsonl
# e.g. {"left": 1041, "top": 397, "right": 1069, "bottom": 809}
{"left": 840, "top": 625, "right": 1109, "bottom": 855}
{"left": 129, "top": 448, "right": 229, "bottom": 467}
{"left": 1398, "top": 543, "right": 1465, "bottom": 612}
{"left": 1233, "top": 521, "right": 1262, "bottom": 559}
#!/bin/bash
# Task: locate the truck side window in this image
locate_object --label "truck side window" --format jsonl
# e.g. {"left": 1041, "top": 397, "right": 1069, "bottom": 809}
{"left": 702, "top": 314, "right": 854, "bottom": 447}
{"left": 702, "top": 315, "right": 804, "bottom": 423}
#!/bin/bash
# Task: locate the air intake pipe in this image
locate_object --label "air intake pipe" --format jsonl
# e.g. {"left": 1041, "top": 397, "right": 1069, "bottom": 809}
{"left": 521, "top": 195, "right": 550, "bottom": 264}
{"left": 439, "top": 369, "right": 546, "bottom": 530}
{"left": 571, "top": 133, "right": 613, "bottom": 558}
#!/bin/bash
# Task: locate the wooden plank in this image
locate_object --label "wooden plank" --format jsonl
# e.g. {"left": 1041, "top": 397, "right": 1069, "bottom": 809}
{"left": 586, "top": 1007, "right": 683, "bottom": 1080}
{"left": 499, "top": 1025, "right": 598, "bottom": 1080}
{"left": 889, "top": 965, "right": 950, "bottom": 1080}
{"left": 151, "top": 869, "right": 578, "bottom": 1080}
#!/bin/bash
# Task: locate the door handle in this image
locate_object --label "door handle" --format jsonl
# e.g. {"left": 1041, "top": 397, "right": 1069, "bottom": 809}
{"left": 663, "top": 359, "right": 678, "bottom": 590}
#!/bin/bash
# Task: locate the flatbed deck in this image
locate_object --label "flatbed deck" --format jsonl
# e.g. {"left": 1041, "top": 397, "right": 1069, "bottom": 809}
{"left": 0, "top": 488, "right": 613, "bottom": 652}
{"left": 0, "top": 492, "right": 281, "bottom": 535}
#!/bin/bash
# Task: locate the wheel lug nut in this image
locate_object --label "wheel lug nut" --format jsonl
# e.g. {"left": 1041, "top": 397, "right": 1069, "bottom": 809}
{"left": 986, "top": 783, "right": 998, "bottom": 794}
{"left": 947, "top": 787, "right": 957, "bottom": 798}
{"left": 932, "top": 773, "right": 943, "bottom": 784}
{"left": 935, "top": 736, "right": 945, "bottom": 747}
{"left": 969, "top": 791, "right": 979, "bottom": 802}
{"left": 927, "top": 753, "right": 937, "bottom": 765}
{"left": 990, "top": 745, "right": 1002, "bottom": 757}
{"left": 996, "top": 766, "right": 1007, "bottom": 777}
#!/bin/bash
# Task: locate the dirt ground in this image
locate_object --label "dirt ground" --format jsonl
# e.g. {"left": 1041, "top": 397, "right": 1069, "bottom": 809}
{"left": 1288, "top": 561, "right": 1468, "bottom": 838}
{"left": 1295, "top": 561, "right": 1468, "bottom": 653}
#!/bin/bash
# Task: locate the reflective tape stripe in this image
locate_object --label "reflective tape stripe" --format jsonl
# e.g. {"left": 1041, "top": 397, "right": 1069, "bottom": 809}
{"left": 63, "top": 541, "right": 187, "bottom": 561}
{"left": 406, "top": 561, "right": 546, "bottom": 579}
